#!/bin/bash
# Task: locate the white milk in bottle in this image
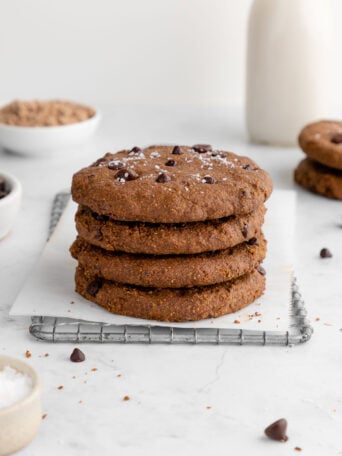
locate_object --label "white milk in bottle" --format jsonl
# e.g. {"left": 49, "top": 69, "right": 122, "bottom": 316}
{"left": 246, "top": 0, "right": 335, "bottom": 146}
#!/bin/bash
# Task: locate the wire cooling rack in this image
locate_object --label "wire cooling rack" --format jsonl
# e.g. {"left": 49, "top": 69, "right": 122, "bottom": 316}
{"left": 29, "top": 192, "right": 313, "bottom": 346}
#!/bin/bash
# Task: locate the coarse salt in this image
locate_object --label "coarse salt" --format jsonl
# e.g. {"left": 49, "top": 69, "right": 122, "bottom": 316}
{"left": 0, "top": 366, "right": 33, "bottom": 409}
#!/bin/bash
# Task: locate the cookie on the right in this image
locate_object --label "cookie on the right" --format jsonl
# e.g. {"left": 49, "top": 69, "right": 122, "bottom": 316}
{"left": 295, "top": 120, "right": 342, "bottom": 199}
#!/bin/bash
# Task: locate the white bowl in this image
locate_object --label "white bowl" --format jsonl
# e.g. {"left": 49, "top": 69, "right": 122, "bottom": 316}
{"left": 0, "top": 171, "right": 22, "bottom": 240}
{"left": 0, "top": 110, "right": 101, "bottom": 156}
{"left": 0, "top": 355, "right": 42, "bottom": 456}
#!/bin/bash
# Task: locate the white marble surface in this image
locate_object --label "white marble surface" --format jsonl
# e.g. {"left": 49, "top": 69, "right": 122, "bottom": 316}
{"left": 0, "top": 106, "right": 341, "bottom": 455}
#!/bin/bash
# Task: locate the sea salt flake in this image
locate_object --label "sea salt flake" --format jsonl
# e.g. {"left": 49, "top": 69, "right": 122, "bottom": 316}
{"left": 0, "top": 366, "right": 33, "bottom": 409}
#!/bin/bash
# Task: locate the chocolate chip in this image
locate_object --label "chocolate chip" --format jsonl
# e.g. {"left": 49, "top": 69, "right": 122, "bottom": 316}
{"left": 130, "top": 146, "right": 142, "bottom": 154}
{"left": 242, "top": 225, "right": 249, "bottom": 238}
{"left": 202, "top": 176, "right": 216, "bottom": 184}
{"left": 241, "top": 190, "right": 249, "bottom": 197}
{"left": 115, "top": 169, "right": 139, "bottom": 181}
{"left": 70, "top": 348, "right": 86, "bottom": 363}
{"left": 242, "top": 164, "right": 252, "bottom": 170}
{"left": 172, "top": 146, "right": 183, "bottom": 155}
{"left": 86, "top": 279, "right": 102, "bottom": 297}
{"left": 258, "top": 265, "right": 266, "bottom": 276}
{"left": 320, "top": 248, "right": 332, "bottom": 258}
{"left": 94, "top": 229, "right": 103, "bottom": 240}
{"left": 193, "top": 144, "right": 212, "bottom": 153}
{"left": 331, "top": 133, "right": 342, "bottom": 144}
{"left": 108, "top": 160, "right": 124, "bottom": 170}
{"left": 0, "top": 177, "right": 9, "bottom": 199}
{"left": 248, "top": 237, "right": 258, "bottom": 246}
{"left": 92, "top": 157, "right": 109, "bottom": 167}
{"left": 156, "top": 173, "right": 171, "bottom": 183}
{"left": 264, "top": 418, "right": 288, "bottom": 442}
{"left": 165, "top": 159, "right": 176, "bottom": 166}
{"left": 93, "top": 213, "right": 109, "bottom": 222}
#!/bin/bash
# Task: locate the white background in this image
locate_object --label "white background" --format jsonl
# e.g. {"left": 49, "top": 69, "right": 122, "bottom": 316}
{"left": 0, "top": 0, "right": 341, "bottom": 108}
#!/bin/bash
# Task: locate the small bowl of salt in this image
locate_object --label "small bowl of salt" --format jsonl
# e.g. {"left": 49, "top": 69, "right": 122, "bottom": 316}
{"left": 0, "top": 355, "right": 42, "bottom": 456}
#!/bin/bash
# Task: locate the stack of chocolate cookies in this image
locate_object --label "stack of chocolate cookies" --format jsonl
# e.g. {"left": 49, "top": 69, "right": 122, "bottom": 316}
{"left": 70, "top": 145, "right": 273, "bottom": 322}
{"left": 295, "top": 120, "right": 342, "bottom": 199}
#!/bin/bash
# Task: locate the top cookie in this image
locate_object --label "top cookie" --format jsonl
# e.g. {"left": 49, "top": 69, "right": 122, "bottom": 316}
{"left": 72, "top": 145, "right": 273, "bottom": 223}
{"left": 299, "top": 120, "right": 342, "bottom": 170}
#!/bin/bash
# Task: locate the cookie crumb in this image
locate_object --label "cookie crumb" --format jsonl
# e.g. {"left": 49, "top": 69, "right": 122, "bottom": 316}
{"left": 91, "top": 368, "right": 97, "bottom": 372}
{"left": 117, "top": 374, "right": 122, "bottom": 378}
{"left": 294, "top": 447, "right": 302, "bottom": 452}
{"left": 234, "top": 320, "right": 240, "bottom": 324}
{"left": 42, "top": 414, "right": 47, "bottom": 420}
{"left": 57, "top": 386, "right": 64, "bottom": 390}
{"left": 25, "top": 350, "right": 31, "bottom": 358}
{"left": 123, "top": 395, "right": 130, "bottom": 401}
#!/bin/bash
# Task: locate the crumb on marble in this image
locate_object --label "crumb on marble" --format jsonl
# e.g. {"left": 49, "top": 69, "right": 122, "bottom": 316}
{"left": 234, "top": 320, "right": 240, "bottom": 324}
{"left": 25, "top": 350, "right": 31, "bottom": 358}
{"left": 42, "top": 414, "right": 47, "bottom": 420}
{"left": 91, "top": 368, "right": 97, "bottom": 372}
{"left": 294, "top": 447, "right": 302, "bottom": 452}
{"left": 123, "top": 395, "right": 130, "bottom": 401}
{"left": 57, "top": 385, "right": 64, "bottom": 390}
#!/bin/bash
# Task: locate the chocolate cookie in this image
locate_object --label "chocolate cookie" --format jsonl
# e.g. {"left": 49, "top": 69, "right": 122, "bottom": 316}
{"left": 70, "top": 235, "right": 267, "bottom": 288}
{"left": 294, "top": 158, "right": 342, "bottom": 199}
{"left": 72, "top": 145, "right": 273, "bottom": 223}
{"left": 299, "top": 120, "right": 342, "bottom": 170}
{"left": 75, "top": 265, "right": 266, "bottom": 322}
{"left": 75, "top": 205, "right": 266, "bottom": 255}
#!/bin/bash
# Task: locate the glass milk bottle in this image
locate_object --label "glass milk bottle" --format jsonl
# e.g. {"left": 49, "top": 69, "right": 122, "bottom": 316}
{"left": 246, "top": 0, "right": 335, "bottom": 146}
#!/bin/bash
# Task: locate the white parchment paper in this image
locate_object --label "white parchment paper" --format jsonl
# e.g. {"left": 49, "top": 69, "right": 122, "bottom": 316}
{"left": 11, "top": 190, "right": 295, "bottom": 330}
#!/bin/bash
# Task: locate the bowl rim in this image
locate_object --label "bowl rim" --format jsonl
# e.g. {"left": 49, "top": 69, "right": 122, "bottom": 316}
{"left": 0, "top": 108, "right": 100, "bottom": 132}
{"left": 0, "top": 170, "right": 22, "bottom": 207}
{"left": 0, "top": 355, "right": 41, "bottom": 415}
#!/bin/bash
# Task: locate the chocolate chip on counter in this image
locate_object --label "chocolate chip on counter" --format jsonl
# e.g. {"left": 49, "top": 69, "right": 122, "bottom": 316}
{"left": 264, "top": 418, "right": 288, "bottom": 442}
{"left": 108, "top": 160, "right": 124, "bottom": 170}
{"left": 156, "top": 173, "right": 171, "bottom": 183}
{"left": 257, "top": 265, "right": 266, "bottom": 276}
{"left": 130, "top": 146, "right": 142, "bottom": 154}
{"left": 242, "top": 225, "right": 249, "bottom": 238}
{"left": 70, "top": 348, "right": 86, "bottom": 363}
{"left": 331, "top": 133, "right": 342, "bottom": 144}
{"left": 193, "top": 144, "right": 212, "bottom": 153}
{"left": 202, "top": 176, "right": 216, "bottom": 184}
{"left": 172, "top": 145, "right": 183, "bottom": 155}
{"left": 248, "top": 237, "right": 258, "bottom": 245}
{"left": 86, "top": 279, "right": 102, "bottom": 297}
{"left": 320, "top": 248, "right": 332, "bottom": 258}
{"left": 165, "top": 160, "right": 176, "bottom": 166}
{"left": 115, "top": 169, "right": 139, "bottom": 181}
{"left": 0, "top": 177, "right": 9, "bottom": 200}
